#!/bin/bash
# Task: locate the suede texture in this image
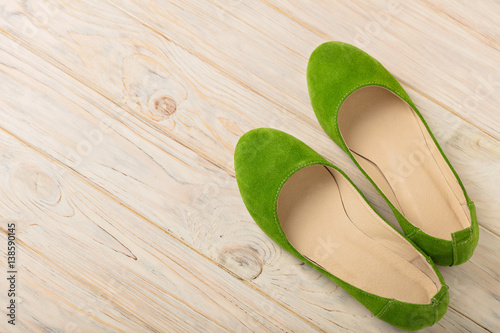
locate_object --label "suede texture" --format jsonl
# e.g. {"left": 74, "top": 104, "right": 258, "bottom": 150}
{"left": 234, "top": 128, "right": 449, "bottom": 330}
{"left": 307, "top": 41, "right": 479, "bottom": 266}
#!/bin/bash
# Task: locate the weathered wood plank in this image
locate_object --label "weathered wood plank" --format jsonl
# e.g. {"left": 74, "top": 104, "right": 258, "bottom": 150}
{"left": 421, "top": 0, "right": 500, "bottom": 50}
{"left": 0, "top": 129, "right": 319, "bottom": 332}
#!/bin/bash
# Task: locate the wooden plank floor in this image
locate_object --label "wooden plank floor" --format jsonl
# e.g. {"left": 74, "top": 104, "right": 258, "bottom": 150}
{"left": 0, "top": 0, "right": 498, "bottom": 332}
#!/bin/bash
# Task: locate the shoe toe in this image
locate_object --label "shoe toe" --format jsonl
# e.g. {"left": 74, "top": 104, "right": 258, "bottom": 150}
{"left": 376, "top": 286, "right": 449, "bottom": 331}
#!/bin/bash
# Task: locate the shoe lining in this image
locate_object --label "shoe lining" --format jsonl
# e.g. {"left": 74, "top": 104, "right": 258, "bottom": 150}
{"left": 277, "top": 165, "right": 440, "bottom": 304}
{"left": 337, "top": 86, "right": 470, "bottom": 240}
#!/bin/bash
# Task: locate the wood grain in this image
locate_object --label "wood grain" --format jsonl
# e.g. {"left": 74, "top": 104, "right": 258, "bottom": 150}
{"left": 102, "top": 0, "right": 500, "bottom": 138}
{"left": 0, "top": 0, "right": 498, "bottom": 332}
{"left": 0, "top": 126, "right": 320, "bottom": 332}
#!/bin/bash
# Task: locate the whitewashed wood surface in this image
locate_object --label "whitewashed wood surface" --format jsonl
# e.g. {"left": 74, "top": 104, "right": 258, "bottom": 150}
{"left": 0, "top": 0, "right": 498, "bottom": 332}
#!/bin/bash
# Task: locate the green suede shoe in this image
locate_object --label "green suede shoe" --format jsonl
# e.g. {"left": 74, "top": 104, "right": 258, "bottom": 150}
{"left": 235, "top": 128, "right": 449, "bottom": 331}
{"left": 307, "top": 41, "right": 478, "bottom": 266}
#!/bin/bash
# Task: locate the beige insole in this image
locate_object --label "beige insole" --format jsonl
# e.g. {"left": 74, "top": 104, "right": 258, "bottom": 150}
{"left": 338, "top": 86, "right": 470, "bottom": 240}
{"left": 277, "top": 165, "right": 440, "bottom": 304}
